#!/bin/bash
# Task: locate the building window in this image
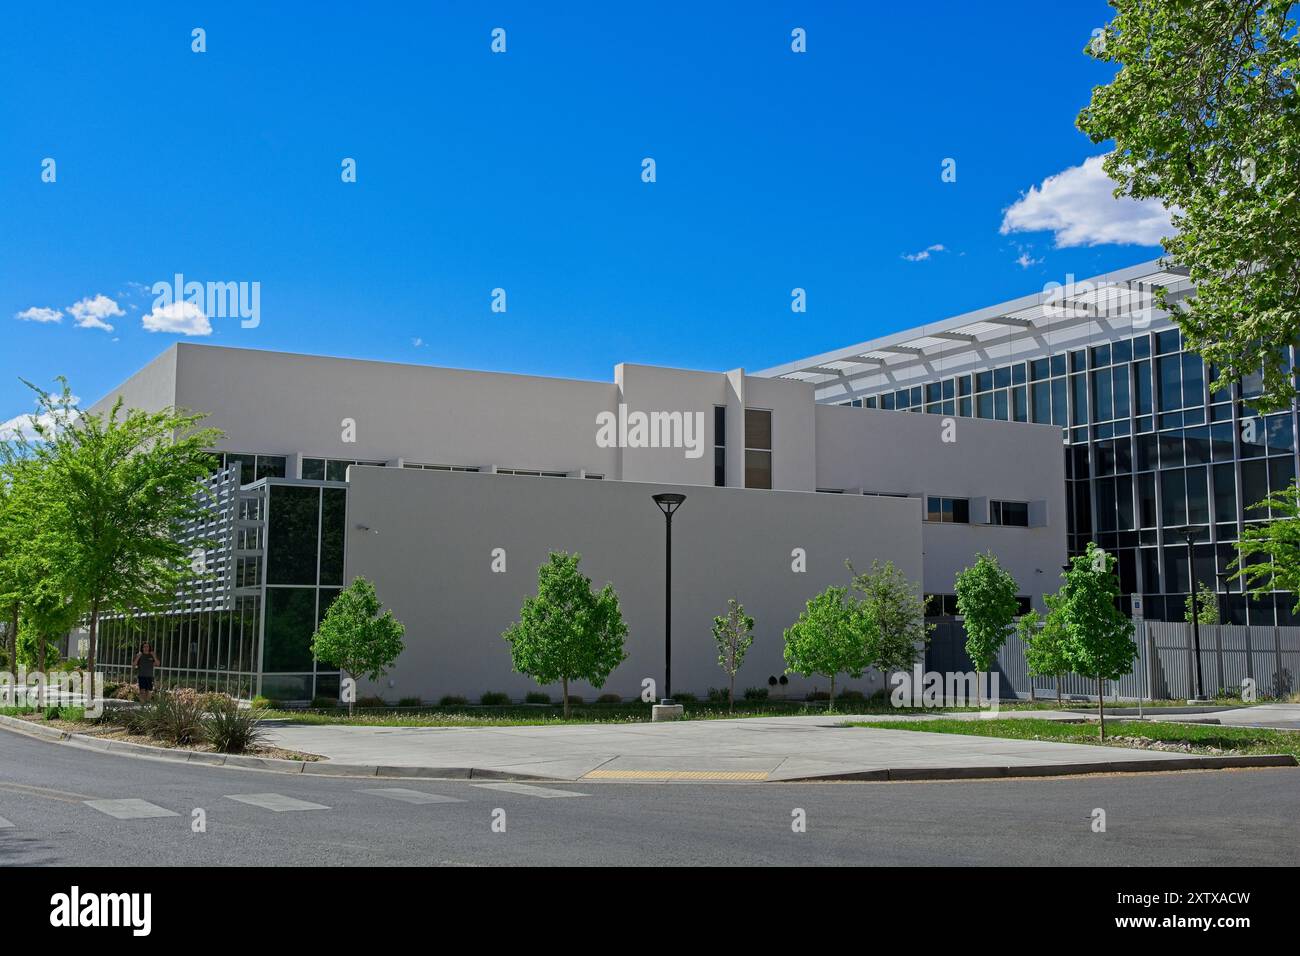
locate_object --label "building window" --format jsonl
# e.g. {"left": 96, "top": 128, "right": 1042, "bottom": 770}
{"left": 990, "top": 500, "right": 1029, "bottom": 527}
{"left": 403, "top": 463, "right": 480, "bottom": 472}
{"left": 926, "top": 496, "right": 970, "bottom": 523}
{"left": 215, "top": 452, "right": 287, "bottom": 482}
{"left": 302, "top": 457, "right": 385, "bottom": 481}
{"left": 714, "top": 406, "right": 726, "bottom": 487}
{"left": 496, "top": 468, "right": 569, "bottom": 478}
{"left": 744, "top": 408, "right": 772, "bottom": 489}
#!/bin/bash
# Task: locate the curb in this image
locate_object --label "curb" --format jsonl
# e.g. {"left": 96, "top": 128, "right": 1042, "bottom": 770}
{"left": 0, "top": 714, "right": 561, "bottom": 782}
{"left": 773, "top": 753, "right": 1298, "bottom": 783}
{"left": 4, "top": 713, "right": 1294, "bottom": 785}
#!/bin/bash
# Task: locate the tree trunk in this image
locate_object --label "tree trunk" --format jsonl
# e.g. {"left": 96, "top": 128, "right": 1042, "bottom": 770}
{"left": 728, "top": 675, "right": 734, "bottom": 713}
{"left": 347, "top": 670, "right": 354, "bottom": 716}
{"left": 1056, "top": 674, "right": 1062, "bottom": 705}
{"left": 976, "top": 669, "right": 983, "bottom": 707}
{"left": 38, "top": 634, "right": 47, "bottom": 711}
{"left": 829, "top": 675, "right": 836, "bottom": 711}
{"left": 1029, "top": 681, "right": 1036, "bottom": 703}
{"left": 86, "top": 596, "right": 100, "bottom": 712}
{"left": 6, "top": 606, "right": 17, "bottom": 705}
{"left": 562, "top": 677, "right": 569, "bottom": 719}
{"left": 1097, "top": 676, "right": 1105, "bottom": 741}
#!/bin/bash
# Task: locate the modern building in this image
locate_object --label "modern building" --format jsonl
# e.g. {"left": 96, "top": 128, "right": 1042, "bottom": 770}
{"left": 757, "top": 259, "right": 1298, "bottom": 627}
{"left": 88, "top": 342, "right": 1065, "bottom": 702}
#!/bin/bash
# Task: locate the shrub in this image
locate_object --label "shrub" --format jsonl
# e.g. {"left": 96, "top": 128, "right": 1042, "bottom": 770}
{"left": 837, "top": 689, "right": 866, "bottom": 703}
{"left": 311, "top": 696, "right": 339, "bottom": 709}
{"left": 806, "top": 691, "right": 830, "bottom": 701}
{"left": 102, "top": 683, "right": 120, "bottom": 699}
{"left": 118, "top": 704, "right": 151, "bottom": 735}
{"left": 438, "top": 695, "right": 468, "bottom": 707}
{"left": 397, "top": 696, "right": 422, "bottom": 707}
{"left": 742, "top": 687, "right": 769, "bottom": 702}
{"left": 671, "top": 691, "right": 697, "bottom": 703}
{"left": 566, "top": 695, "right": 584, "bottom": 706}
{"left": 203, "top": 698, "right": 267, "bottom": 754}
{"left": 113, "top": 683, "right": 141, "bottom": 702}
{"left": 43, "top": 706, "right": 63, "bottom": 721}
{"left": 356, "top": 695, "right": 387, "bottom": 707}
{"left": 145, "top": 691, "right": 205, "bottom": 746}
{"left": 524, "top": 692, "right": 551, "bottom": 705}
{"left": 479, "top": 691, "right": 511, "bottom": 706}
{"left": 597, "top": 693, "right": 622, "bottom": 703}
{"left": 706, "top": 687, "right": 729, "bottom": 704}
{"left": 250, "top": 695, "right": 272, "bottom": 709}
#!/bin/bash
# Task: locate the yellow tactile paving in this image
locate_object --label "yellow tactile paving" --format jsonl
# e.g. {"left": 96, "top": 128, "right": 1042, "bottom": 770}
{"left": 583, "top": 769, "right": 769, "bottom": 781}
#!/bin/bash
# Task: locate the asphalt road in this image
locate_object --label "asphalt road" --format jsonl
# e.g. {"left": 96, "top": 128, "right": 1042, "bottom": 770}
{"left": 1, "top": 730, "right": 1297, "bottom": 866}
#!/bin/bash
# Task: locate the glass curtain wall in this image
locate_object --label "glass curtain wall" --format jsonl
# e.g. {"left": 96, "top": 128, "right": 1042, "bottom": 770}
{"left": 853, "top": 329, "right": 1298, "bottom": 624}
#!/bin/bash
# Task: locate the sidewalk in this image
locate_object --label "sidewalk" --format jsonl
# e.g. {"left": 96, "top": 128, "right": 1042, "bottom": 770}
{"left": 261, "top": 711, "right": 1292, "bottom": 782}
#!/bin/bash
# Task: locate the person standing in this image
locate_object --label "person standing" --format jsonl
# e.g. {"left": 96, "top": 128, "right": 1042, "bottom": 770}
{"left": 132, "top": 642, "right": 159, "bottom": 702}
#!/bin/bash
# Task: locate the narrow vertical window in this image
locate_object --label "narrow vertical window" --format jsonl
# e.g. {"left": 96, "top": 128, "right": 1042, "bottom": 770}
{"left": 744, "top": 408, "right": 772, "bottom": 489}
{"left": 713, "top": 406, "right": 726, "bottom": 487}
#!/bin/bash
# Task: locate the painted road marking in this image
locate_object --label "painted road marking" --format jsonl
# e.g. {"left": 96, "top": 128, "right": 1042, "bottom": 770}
{"left": 583, "top": 769, "right": 769, "bottom": 781}
{"left": 84, "top": 798, "right": 179, "bottom": 820}
{"left": 472, "top": 782, "right": 587, "bottom": 798}
{"left": 0, "top": 816, "right": 14, "bottom": 828}
{"left": 224, "top": 793, "right": 330, "bottom": 812}
{"left": 357, "top": 788, "right": 465, "bottom": 805}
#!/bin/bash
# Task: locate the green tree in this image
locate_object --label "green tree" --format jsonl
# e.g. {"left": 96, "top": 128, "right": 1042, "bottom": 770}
{"left": 1230, "top": 478, "right": 1300, "bottom": 613}
{"left": 502, "top": 552, "right": 627, "bottom": 719}
{"left": 954, "top": 552, "right": 1020, "bottom": 705}
{"left": 311, "top": 577, "right": 406, "bottom": 715}
{"left": 1020, "top": 600, "right": 1071, "bottom": 705}
{"left": 0, "top": 451, "right": 25, "bottom": 677}
{"left": 711, "top": 599, "right": 754, "bottom": 712}
{"left": 1185, "top": 582, "right": 1221, "bottom": 626}
{"left": 21, "top": 380, "right": 221, "bottom": 699}
{"left": 1078, "top": 0, "right": 1300, "bottom": 412}
{"left": 1058, "top": 543, "right": 1138, "bottom": 739}
{"left": 783, "top": 586, "right": 873, "bottom": 710}
{"left": 847, "top": 559, "right": 931, "bottom": 674}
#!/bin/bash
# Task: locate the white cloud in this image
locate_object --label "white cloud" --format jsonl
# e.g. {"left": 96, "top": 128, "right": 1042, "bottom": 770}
{"left": 67, "top": 294, "right": 124, "bottom": 332}
{"left": 901, "top": 243, "right": 946, "bottom": 262}
{"left": 1000, "top": 155, "right": 1173, "bottom": 247}
{"left": 142, "top": 300, "right": 212, "bottom": 336}
{"left": 14, "top": 306, "right": 63, "bottom": 323}
{"left": 0, "top": 399, "right": 80, "bottom": 443}
{"left": 412, "top": 337, "right": 425, "bottom": 348}
{"left": 1015, "top": 250, "right": 1044, "bottom": 269}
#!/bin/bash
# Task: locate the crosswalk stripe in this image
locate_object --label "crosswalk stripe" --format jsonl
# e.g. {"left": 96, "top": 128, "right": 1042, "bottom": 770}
{"left": 84, "top": 798, "right": 178, "bottom": 820}
{"left": 357, "top": 788, "right": 465, "bottom": 805}
{"left": 224, "top": 793, "right": 329, "bottom": 812}
{"left": 472, "top": 782, "right": 588, "bottom": 799}
{"left": 0, "top": 816, "right": 14, "bottom": 829}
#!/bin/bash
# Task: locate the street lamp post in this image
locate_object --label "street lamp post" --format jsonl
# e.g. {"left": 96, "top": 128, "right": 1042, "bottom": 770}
{"left": 1176, "top": 526, "right": 1208, "bottom": 701}
{"left": 651, "top": 493, "right": 686, "bottom": 705}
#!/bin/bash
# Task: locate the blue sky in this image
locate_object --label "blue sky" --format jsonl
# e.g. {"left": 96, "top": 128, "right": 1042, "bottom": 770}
{"left": 0, "top": 1, "right": 1170, "bottom": 424}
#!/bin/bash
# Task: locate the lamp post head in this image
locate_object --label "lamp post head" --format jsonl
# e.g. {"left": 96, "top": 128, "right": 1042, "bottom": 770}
{"left": 652, "top": 492, "right": 686, "bottom": 516}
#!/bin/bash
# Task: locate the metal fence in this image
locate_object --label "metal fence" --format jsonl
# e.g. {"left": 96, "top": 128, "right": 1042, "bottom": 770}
{"left": 925, "top": 619, "right": 1300, "bottom": 701}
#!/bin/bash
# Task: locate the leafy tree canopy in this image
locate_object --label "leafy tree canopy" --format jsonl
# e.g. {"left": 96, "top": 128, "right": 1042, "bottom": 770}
{"left": 783, "top": 585, "right": 875, "bottom": 704}
{"left": 1079, "top": 0, "right": 1300, "bottom": 411}
{"left": 954, "top": 552, "right": 1020, "bottom": 674}
{"left": 502, "top": 552, "right": 627, "bottom": 717}
{"left": 847, "top": 559, "right": 930, "bottom": 673}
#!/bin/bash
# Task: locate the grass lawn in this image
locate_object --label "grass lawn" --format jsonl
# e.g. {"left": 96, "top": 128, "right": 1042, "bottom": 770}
{"left": 847, "top": 717, "right": 1300, "bottom": 761}
{"left": 260, "top": 694, "right": 1279, "bottom": 729}
{"left": 264, "top": 700, "right": 899, "bottom": 727}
